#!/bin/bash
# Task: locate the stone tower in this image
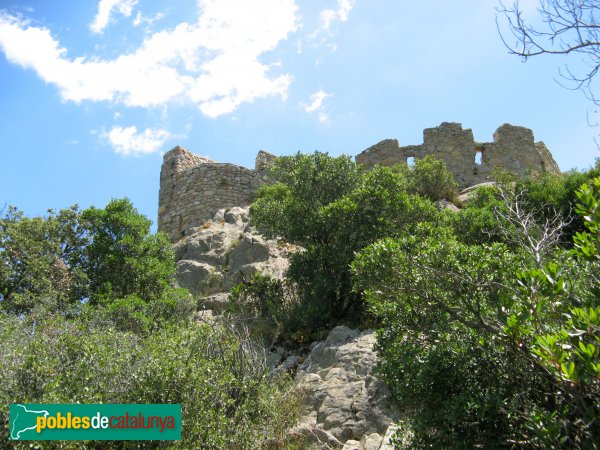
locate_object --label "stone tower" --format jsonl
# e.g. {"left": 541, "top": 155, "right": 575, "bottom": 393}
{"left": 158, "top": 146, "right": 266, "bottom": 242}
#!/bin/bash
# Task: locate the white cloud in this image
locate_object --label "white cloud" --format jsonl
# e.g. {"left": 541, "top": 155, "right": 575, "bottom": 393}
{"left": 303, "top": 90, "right": 331, "bottom": 112}
{"left": 302, "top": 90, "right": 332, "bottom": 122}
{"left": 133, "top": 10, "right": 165, "bottom": 27}
{"left": 102, "top": 125, "right": 170, "bottom": 155}
{"left": 132, "top": 11, "right": 142, "bottom": 26}
{"left": 306, "top": 0, "right": 355, "bottom": 58}
{"left": 316, "top": 0, "right": 356, "bottom": 34}
{"left": 0, "top": 0, "right": 299, "bottom": 118}
{"left": 90, "top": 0, "right": 139, "bottom": 34}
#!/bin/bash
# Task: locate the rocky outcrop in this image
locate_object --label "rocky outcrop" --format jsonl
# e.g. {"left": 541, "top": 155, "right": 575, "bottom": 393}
{"left": 172, "top": 206, "right": 291, "bottom": 311}
{"left": 293, "top": 326, "right": 399, "bottom": 449}
{"left": 167, "top": 204, "right": 399, "bottom": 448}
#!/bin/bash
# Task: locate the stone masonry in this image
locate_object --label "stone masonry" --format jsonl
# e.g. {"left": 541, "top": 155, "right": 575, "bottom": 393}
{"left": 158, "top": 123, "right": 561, "bottom": 241}
{"left": 356, "top": 122, "right": 560, "bottom": 187}
{"left": 158, "top": 146, "right": 269, "bottom": 242}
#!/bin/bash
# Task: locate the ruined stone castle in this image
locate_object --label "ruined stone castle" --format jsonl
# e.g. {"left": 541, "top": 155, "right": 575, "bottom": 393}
{"left": 158, "top": 122, "right": 561, "bottom": 242}
{"left": 356, "top": 122, "right": 560, "bottom": 186}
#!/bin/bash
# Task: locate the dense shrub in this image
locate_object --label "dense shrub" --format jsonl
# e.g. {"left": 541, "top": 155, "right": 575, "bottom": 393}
{"left": 445, "top": 184, "right": 510, "bottom": 245}
{"left": 251, "top": 153, "right": 441, "bottom": 330}
{"left": 352, "top": 178, "right": 600, "bottom": 448}
{"left": 228, "top": 272, "right": 285, "bottom": 319}
{"left": 406, "top": 154, "right": 458, "bottom": 201}
{"left": 0, "top": 199, "right": 299, "bottom": 448}
{"left": 516, "top": 169, "right": 598, "bottom": 246}
{"left": 83, "top": 286, "right": 195, "bottom": 335}
{"left": 0, "top": 317, "right": 299, "bottom": 449}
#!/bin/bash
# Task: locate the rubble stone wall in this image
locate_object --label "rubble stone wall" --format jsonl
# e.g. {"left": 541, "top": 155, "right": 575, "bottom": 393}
{"left": 158, "top": 146, "right": 265, "bottom": 242}
{"left": 159, "top": 123, "right": 561, "bottom": 242}
{"left": 355, "top": 122, "right": 560, "bottom": 187}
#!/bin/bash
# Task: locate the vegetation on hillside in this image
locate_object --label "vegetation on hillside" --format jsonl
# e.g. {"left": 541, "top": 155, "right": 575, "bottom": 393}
{"left": 249, "top": 152, "right": 443, "bottom": 332}
{"left": 0, "top": 199, "right": 299, "bottom": 449}
{"left": 247, "top": 153, "right": 600, "bottom": 448}
{"left": 2, "top": 154, "right": 599, "bottom": 448}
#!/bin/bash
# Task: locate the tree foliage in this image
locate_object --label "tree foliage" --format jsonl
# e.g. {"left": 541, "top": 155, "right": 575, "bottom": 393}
{"left": 405, "top": 154, "right": 458, "bottom": 201}
{"left": 251, "top": 152, "right": 440, "bottom": 329}
{"left": 353, "top": 176, "right": 600, "bottom": 448}
{"left": 0, "top": 198, "right": 176, "bottom": 316}
{"left": 0, "top": 198, "right": 299, "bottom": 448}
{"left": 0, "top": 205, "right": 88, "bottom": 315}
{"left": 81, "top": 198, "right": 175, "bottom": 304}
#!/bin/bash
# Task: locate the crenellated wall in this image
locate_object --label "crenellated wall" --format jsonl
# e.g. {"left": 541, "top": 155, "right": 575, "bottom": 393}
{"left": 159, "top": 123, "right": 561, "bottom": 242}
{"left": 355, "top": 122, "right": 560, "bottom": 187}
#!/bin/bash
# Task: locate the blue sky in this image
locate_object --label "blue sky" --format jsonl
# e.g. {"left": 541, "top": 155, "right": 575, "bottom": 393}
{"left": 0, "top": 0, "right": 598, "bottom": 228}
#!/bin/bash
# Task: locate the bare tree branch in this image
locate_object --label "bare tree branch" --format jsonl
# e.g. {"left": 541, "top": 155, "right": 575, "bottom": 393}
{"left": 494, "top": 185, "right": 572, "bottom": 267}
{"left": 497, "top": 0, "right": 600, "bottom": 103}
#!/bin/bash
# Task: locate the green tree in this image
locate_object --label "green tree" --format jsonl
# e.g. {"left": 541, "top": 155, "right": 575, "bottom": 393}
{"left": 0, "top": 198, "right": 179, "bottom": 318}
{"left": 250, "top": 151, "right": 364, "bottom": 247}
{"left": 0, "top": 205, "right": 87, "bottom": 315}
{"left": 352, "top": 178, "right": 600, "bottom": 448}
{"left": 406, "top": 154, "right": 458, "bottom": 201}
{"left": 251, "top": 153, "right": 439, "bottom": 329}
{"left": 82, "top": 198, "right": 175, "bottom": 304}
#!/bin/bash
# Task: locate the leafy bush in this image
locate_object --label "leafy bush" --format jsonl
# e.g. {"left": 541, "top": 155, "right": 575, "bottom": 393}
{"left": 228, "top": 272, "right": 285, "bottom": 319}
{"left": 516, "top": 169, "right": 596, "bottom": 245}
{"left": 406, "top": 154, "right": 458, "bottom": 201}
{"left": 251, "top": 153, "right": 440, "bottom": 330}
{"left": 84, "top": 286, "right": 195, "bottom": 334}
{"left": 0, "top": 317, "right": 300, "bottom": 449}
{"left": 352, "top": 178, "right": 600, "bottom": 448}
{"left": 447, "top": 184, "right": 509, "bottom": 245}
{"left": 0, "top": 198, "right": 300, "bottom": 448}
{"left": 226, "top": 272, "right": 294, "bottom": 342}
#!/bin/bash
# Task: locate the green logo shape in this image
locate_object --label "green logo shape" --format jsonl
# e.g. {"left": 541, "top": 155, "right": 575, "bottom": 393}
{"left": 9, "top": 404, "right": 181, "bottom": 441}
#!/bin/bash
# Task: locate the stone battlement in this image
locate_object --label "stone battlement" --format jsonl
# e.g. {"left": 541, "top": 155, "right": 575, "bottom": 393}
{"left": 158, "top": 123, "right": 561, "bottom": 242}
{"left": 356, "top": 122, "right": 560, "bottom": 187}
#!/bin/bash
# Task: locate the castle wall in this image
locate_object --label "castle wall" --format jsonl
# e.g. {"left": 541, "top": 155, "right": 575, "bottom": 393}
{"left": 159, "top": 123, "right": 561, "bottom": 242}
{"left": 158, "top": 146, "right": 264, "bottom": 241}
{"left": 356, "top": 122, "right": 560, "bottom": 187}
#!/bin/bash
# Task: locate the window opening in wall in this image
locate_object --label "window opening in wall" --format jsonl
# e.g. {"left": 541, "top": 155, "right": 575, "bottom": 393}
{"left": 407, "top": 156, "right": 415, "bottom": 167}
{"left": 475, "top": 151, "right": 482, "bottom": 165}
